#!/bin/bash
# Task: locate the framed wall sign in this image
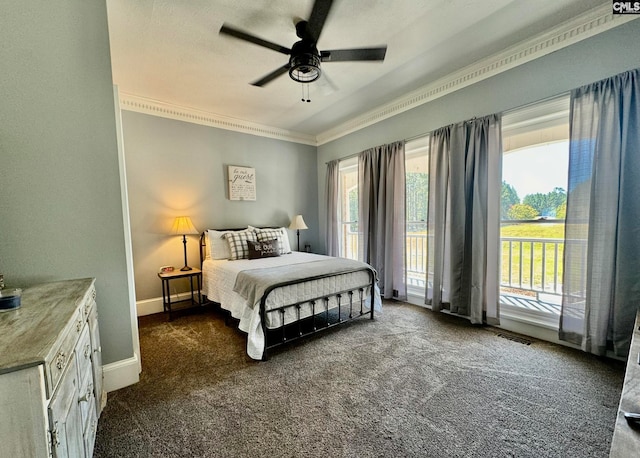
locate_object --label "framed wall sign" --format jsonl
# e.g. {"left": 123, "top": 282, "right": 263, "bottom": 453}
{"left": 228, "top": 165, "right": 256, "bottom": 201}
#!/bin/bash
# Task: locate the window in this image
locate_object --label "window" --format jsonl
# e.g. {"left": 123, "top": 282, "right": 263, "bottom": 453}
{"left": 338, "top": 157, "right": 358, "bottom": 260}
{"left": 337, "top": 140, "right": 430, "bottom": 291}
{"left": 405, "top": 136, "right": 429, "bottom": 296}
{"left": 500, "top": 95, "right": 570, "bottom": 318}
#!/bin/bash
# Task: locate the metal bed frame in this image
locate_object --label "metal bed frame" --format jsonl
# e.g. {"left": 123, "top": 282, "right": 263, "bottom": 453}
{"left": 199, "top": 231, "right": 377, "bottom": 360}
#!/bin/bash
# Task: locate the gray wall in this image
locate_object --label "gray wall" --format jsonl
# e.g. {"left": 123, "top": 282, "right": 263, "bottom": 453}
{"left": 121, "top": 111, "right": 319, "bottom": 301}
{"left": 317, "top": 20, "right": 640, "bottom": 254}
{"left": 0, "top": 2, "right": 134, "bottom": 364}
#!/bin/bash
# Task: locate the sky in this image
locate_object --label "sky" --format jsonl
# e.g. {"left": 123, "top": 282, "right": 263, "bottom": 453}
{"left": 502, "top": 141, "right": 569, "bottom": 199}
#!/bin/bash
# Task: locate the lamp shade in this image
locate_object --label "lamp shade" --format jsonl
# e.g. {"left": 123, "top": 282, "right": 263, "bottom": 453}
{"left": 288, "top": 215, "right": 308, "bottom": 230}
{"left": 170, "top": 216, "right": 199, "bottom": 235}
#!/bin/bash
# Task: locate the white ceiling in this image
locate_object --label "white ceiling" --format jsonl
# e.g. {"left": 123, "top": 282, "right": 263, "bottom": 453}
{"left": 106, "top": 0, "right": 607, "bottom": 138}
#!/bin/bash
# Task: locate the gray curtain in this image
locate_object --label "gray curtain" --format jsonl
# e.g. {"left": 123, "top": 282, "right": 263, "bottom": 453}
{"left": 560, "top": 68, "right": 640, "bottom": 357}
{"left": 358, "top": 141, "right": 406, "bottom": 300}
{"left": 325, "top": 160, "right": 340, "bottom": 257}
{"left": 426, "top": 115, "right": 501, "bottom": 324}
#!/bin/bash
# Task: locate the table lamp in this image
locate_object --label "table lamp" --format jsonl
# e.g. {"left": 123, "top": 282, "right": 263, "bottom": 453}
{"left": 288, "top": 214, "right": 308, "bottom": 252}
{"left": 171, "top": 216, "right": 199, "bottom": 271}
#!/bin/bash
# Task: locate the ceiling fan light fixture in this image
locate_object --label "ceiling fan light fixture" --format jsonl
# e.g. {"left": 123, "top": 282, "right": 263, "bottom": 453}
{"left": 288, "top": 53, "right": 321, "bottom": 83}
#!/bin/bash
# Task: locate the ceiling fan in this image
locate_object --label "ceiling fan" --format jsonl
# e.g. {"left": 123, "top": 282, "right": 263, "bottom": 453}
{"left": 219, "top": 0, "right": 387, "bottom": 90}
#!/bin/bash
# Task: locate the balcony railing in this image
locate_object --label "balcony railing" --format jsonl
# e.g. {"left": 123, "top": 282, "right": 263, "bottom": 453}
{"left": 501, "top": 237, "right": 564, "bottom": 295}
{"left": 340, "top": 225, "right": 584, "bottom": 301}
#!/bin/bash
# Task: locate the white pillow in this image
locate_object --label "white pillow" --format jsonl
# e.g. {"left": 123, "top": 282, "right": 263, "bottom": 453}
{"left": 248, "top": 226, "right": 292, "bottom": 254}
{"left": 207, "top": 229, "right": 251, "bottom": 260}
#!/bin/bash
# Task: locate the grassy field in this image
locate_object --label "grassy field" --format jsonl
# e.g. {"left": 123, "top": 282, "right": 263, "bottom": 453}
{"left": 500, "top": 223, "right": 565, "bottom": 292}
{"left": 500, "top": 223, "right": 565, "bottom": 239}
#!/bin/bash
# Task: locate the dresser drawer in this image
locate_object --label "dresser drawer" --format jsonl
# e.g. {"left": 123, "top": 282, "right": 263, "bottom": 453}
{"left": 45, "top": 307, "right": 84, "bottom": 398}
{"left": 74, "top": 324, "right": 92, "bottom": 390}
{"left": 83, "top": 401, "right": 98, "bottom": 458}
{"left": 49, "top": 356, "right": 84, "bottom": 458}
{"left": 77, "top": 362, "right": 95, "bottom": 429}
{"left": 88, "top": 305, "right": 104, "bottom": 415}
{"left": 82, "top": 287, "right": 97, "bottom": 321}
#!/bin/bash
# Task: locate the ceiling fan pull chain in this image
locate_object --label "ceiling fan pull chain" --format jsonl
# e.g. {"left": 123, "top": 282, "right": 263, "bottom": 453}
{"left": 301, "top": 83, "right": 311, "bottom": 103}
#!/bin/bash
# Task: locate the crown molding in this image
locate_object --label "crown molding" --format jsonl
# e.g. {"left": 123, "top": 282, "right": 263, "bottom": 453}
{"left": 118, "top": 93, "right": 317, "bottom": 146}
{"left": 118, "top": 4, "right": 637, "bottom": 148}
{"left": 315, "top": 4, "right": 639, "bottom": 145}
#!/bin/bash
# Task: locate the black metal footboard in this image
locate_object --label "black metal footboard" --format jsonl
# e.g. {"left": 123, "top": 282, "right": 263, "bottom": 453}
{"left": 258, "top": 266, "right": 377, "bottom": 360}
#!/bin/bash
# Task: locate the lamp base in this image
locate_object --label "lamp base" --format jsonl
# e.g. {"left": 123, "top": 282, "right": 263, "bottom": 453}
{"left": 180, "top": 266, "right": 193, "bottom": 271}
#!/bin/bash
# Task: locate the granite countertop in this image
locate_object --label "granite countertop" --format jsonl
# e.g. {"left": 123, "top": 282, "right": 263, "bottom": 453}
{"left": 0, "top": 278, "right": 95, "bottom": 374}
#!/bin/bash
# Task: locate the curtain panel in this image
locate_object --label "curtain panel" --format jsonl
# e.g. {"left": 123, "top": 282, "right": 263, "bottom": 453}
{"left": 560, "top": 68, "right": 640, "bottom": 357}
{"left": 358, "top": 141, "right": 406, "bottom": 300}
{"left": 325, "top": 159, "right": 340, "bottom": 257}
{"left": 426, "top": 115, "right": 501, "bottom": 324}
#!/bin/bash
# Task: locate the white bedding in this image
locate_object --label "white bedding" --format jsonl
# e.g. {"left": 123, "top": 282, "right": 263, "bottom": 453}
{"left": 202, "top": 252, "right": 380, "bottom": 359}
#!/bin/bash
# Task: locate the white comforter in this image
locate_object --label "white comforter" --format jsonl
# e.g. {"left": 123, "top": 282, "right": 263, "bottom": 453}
{"left": 202, "top": 252, "right": 380, "bottom": 359}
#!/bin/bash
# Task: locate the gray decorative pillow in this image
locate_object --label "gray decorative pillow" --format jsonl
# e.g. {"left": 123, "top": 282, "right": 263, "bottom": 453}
{"left": 247, "top": 239, "right": 281, "bottom": 259}
{"left": 255, "top": 228, "right": 287, "bottom": 255}
{"left": 224, "top": 230, "right": 257, "bottom": 260}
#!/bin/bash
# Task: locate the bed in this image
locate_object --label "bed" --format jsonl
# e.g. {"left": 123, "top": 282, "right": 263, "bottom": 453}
{"left": 199, "top": 227, "right": 380, "bottom": 360}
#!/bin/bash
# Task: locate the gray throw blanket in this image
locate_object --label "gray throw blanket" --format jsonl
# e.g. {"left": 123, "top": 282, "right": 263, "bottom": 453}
{"left": 233, "top": 258, "right": 374, "bottom": 309}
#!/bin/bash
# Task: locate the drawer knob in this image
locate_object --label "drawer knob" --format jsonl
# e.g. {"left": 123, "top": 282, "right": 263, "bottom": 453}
{"left": 77, "top": 320, "right": 83, "bottom": 332}
{"left": 78, "top": 383, "right": 94, "bottom": 403}
{"left": 51, "top": 422, "right": 60, "bottom": 447}
{"left": 84, "top": 344, "right": 91, "bottom": 359}
{"left": 55, "top": 351, "right": 65, "bottom": 370}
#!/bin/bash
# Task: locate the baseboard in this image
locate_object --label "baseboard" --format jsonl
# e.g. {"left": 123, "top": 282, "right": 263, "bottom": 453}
{"left": 103, "top": 353, "right": 141, "bottom": 393}
{"left": 136, "top": 292, "right": 197, "bottom": 316}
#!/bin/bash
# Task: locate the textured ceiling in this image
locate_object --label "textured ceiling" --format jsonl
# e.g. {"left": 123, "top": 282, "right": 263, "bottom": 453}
{"left": 106, "top": 0, "right": 606, "bottom": 137}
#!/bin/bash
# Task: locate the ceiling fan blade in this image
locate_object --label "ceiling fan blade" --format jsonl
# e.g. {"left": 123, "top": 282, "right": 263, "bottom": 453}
{"left": 321, "top": 47, "right": 387, "bottom": 62}
{"left": 250, "top": 64, "right": 290, "bottom": 87}
{"left": 220, "top": 23, "right": 291, "bottom": 55}
{"left": 306, "top": 0, "right": 334, "bottom": 43}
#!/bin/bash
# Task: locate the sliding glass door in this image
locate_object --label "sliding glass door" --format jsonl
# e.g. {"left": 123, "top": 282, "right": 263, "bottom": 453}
{"left": 405, "top": 137, "right": 429, "bottom": 297}
{"left": 338, "top": 157, "right": 358, "bottom": 260}
{"left": 500, "top": 95, "right": 570, "bottom": 321}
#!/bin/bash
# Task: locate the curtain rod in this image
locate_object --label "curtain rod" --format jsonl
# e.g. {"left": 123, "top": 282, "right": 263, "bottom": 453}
{"left": 325, "top": 151, "right": 359, "bottom": 165}
{"left": 326, "top": 115, "right": 488, "bottom": 164}
{"left": 405, "top": 132, "right": 429, "bottom": 142}
{"left": 404, "top": 116, "right": 482, "bottom": 143}
{"left": 325, "top": 136, "right": 419, "bottom": 164}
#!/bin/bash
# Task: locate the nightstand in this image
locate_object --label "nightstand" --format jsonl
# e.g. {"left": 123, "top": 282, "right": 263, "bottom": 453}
{"left": 158, "top": 268, "right": 202, "bottom": 321}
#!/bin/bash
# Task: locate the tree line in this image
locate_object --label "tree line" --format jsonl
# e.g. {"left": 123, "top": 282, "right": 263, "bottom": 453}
{"left": 501, "top": 181, "right": 566, "bottom": 220}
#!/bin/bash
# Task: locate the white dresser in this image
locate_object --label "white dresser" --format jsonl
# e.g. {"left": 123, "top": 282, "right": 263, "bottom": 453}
{"left": 0, "top": 278, "right": 105, "bottom": 457}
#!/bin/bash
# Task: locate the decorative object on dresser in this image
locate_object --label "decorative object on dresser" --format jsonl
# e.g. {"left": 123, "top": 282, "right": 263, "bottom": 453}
{"left": 288, "top": 214, "right": 308, "bottom": 251}
{"left": 0, "top": 287, "right": 22, "bottom": 311}
{"left": 0, "top": 274, "right": 23, "bottom": 311}
{"left": 171, "top": 216, "right": 199, "bottom": 271}
{"left": 0, "top": 278, "right": 104, "bottom": 458}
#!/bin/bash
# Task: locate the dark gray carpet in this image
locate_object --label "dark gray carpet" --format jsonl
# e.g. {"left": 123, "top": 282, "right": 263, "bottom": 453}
{"left": 94, "top": 302, "right": 624, "bottom": 457}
